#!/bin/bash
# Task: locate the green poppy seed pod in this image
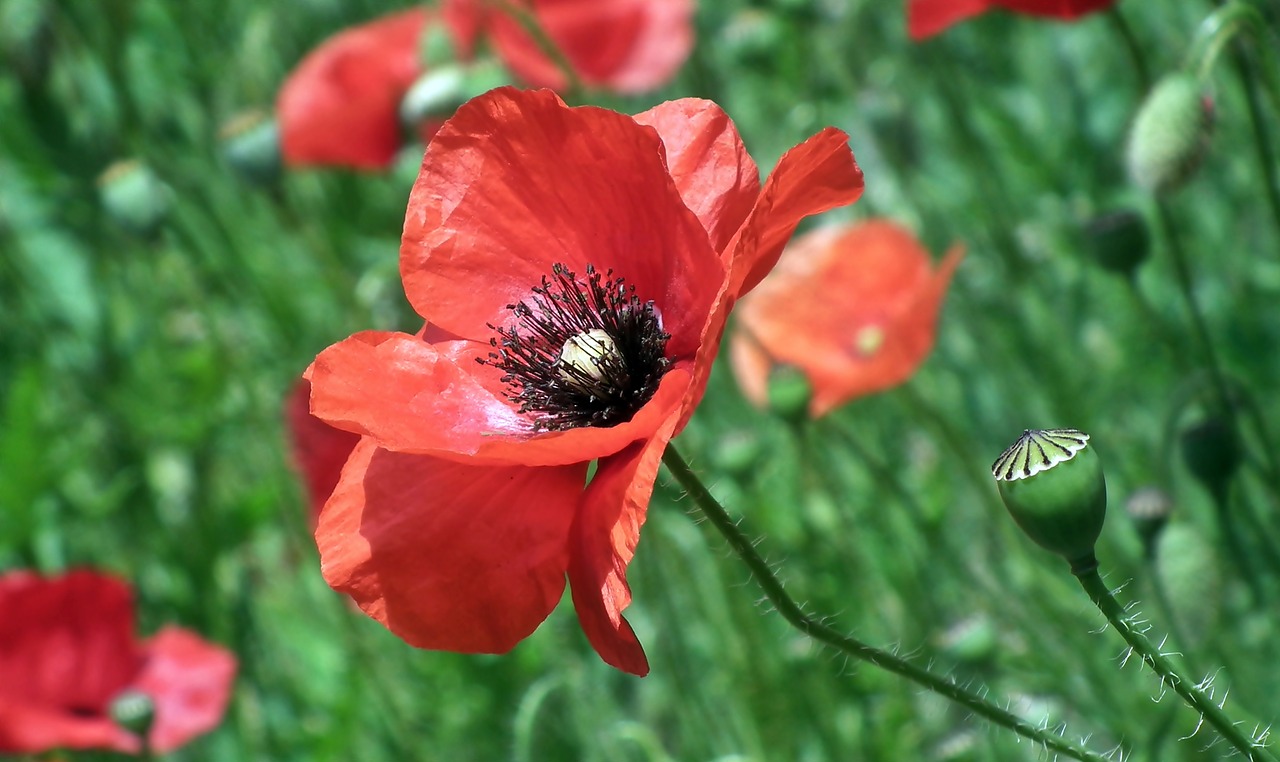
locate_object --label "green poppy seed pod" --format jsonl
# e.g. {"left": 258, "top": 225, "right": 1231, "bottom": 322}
{"left": 1154, "top": 522, "right": 1221, "bottom": 648}
{"left": 219, "top": 111, "right": 281, "bottom": 186}
{"left": 766, "top": 365, "right": 812, "bottom": 422}
{"left": 991, "top": 429, "right": 1107, "bottom": 573}
{"left": 97, "top": 160, "right": 172, "bottom": 236}
{"left": 712, "top": 430, "right": 764, "bottom": 477}
{"left": 1126, "top": 73, "right": 1213, "bottom": 194}
{"left": 110, "top": 689, "right": 155, "bottom": 741}
{"left": 1084, "top": 209, "right": 1150, "bottom": 277}
{"left": 1180, "top": 417, "right": 1240, "bottom": 497}
{"left": 1124, "top": 486, "right": 1173, "bottom": 556}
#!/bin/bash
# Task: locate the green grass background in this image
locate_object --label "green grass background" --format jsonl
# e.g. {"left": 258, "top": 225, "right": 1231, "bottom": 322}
{"left": 2, "top": 0, "right": 1280, "bottom": 759}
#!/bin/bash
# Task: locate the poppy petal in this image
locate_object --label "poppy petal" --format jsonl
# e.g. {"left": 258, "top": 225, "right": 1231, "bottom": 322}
{"left": 317, "top": 439, "right": 586, "bottom": 654}
{"left": 907, "top": 0, "right": 991, "bottom": 39}
{"left": 400, "top": 87, "right": 723, "bottom": 358}
{"left": 734, "top": 221, "right": 963, "bottom": 417}
{"left": 133, "top": 628, "right": 237, "bottom": 754}
{"left": 308, "top": 330, "right": 694, "bottom": 465}
{"left": 567, "top": 413, "right": 678, "bottom": 676}
{"left": 0, "top": 571, "right": 144, "bottom": 753}
{"left": 634, "top": 98, "right": 760, "bottom": 254}
{"left": 286, "top": 378, "right": 362, "bottom": 527}
{"left": 726, "top": 127, "right": 865, "bottom": 298}
{"left": 996, "top": 0, "right": 1115, "bottom": 18}
{"left": 479, "top": 0, "right": 693, "bottom": 93}
{"left": 278, "top": 9, "right": 429, "bottom": 169}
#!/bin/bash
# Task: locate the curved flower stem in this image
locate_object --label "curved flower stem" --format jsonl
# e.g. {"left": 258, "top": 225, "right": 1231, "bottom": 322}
{"left": 660, "top": 444, "right": 1112, "bottom": 762}
{"left": 1073, "top": 565, "right": 1279, "bottom": 762}
{"left": 1155, "top": 202, "right": 1233, "bottom": 416}
{"left": 490, "top": 0, "right": 584, "bottom": 98}
{"left": 1107, "top": 6, "right": 1151, "bottom": 91}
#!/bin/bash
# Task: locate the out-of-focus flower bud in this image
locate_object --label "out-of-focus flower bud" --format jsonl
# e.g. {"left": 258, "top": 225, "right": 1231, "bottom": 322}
{"left": 991, "top": 429, "right": 1107, "bottom": 572}
{"left": 766, "top": 365, "right": 812, "bottom": 423}
{"left": 400, "top": 59, "right": 510, "bottom": 131}
{"left": 97, "top": 160, "right": 172, "bottom": 237}
{"left": 711, "top": 430, "right": 764, "bottom": 477}
{"left": 219, "top": 110, "right": 281, "bottom": 186}
{"left": 1179, "top": 417, "right": 1240, "bottom": 497}
{"left": 1126, "top": 73, "right": 1213, "bottom": 194}
{"left": 936, "top": 615, "right": 998, "bottom": 665}
{"left": 1154, "top": 522, "right": 1221, "bottom": 648}
{"left": 110, "top": 689, "right": 155, "bottom": 743}
{"left": 1084, "top": 209, "right": 1150, "bottom": 277}
{"left": 1124, "top": 486, "right": 1172, "bottom": 557}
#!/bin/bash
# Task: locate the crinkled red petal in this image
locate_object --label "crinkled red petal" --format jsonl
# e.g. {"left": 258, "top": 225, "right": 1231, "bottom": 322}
{"left": 634, "top": 98, "right": 760, "bottom": 255}
{"left": 308, "top": 330, "right": 693, "bottom": 466}
{"left": 286, "top": 378, "right": 361, "bottom": 527}
{"left": 567, "top": 413, "right": 679, "bottom": 676}
{"left": 317, "top": 439, "right": 587, "bottom": 654}
{"left": 400, "top": 87, "right": 722, "bottom": 361}
{"left": 907, "top": 0, "right": 992, "bottom": 39}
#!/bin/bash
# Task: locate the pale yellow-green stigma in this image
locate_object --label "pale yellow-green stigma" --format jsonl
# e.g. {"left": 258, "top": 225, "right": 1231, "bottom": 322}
{"left": 558, "top": 329, "right": 621, "bottom": 392}
{"left": 991, "top": 429, "right": 1107, "bottom": 573}
{"left": 853, "top": 324, "right": 885, "bottom": 357}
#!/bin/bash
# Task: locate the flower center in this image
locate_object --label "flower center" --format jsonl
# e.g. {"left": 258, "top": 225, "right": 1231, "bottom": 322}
{"left": 480, "top": 263, "right": 671, "bottom": 431}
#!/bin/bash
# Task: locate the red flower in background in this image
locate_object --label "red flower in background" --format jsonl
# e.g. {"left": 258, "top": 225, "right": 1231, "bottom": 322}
{"left": 286, "top": 378, "right": 362, "bottom": 526}
{"left": 446, "top": 0, "right": 694, "bottom": 93}
{"left": 908, "top": 0, "right": 1115, "bottom": 39}
{"left": 306, "top": 87, "right": 863, "bottom": 675}
{"left": 278, "top": 8, "right": 437, "bottom": 169}
{"left": 0, "top": 570, "right": 236, "bottom": 755}
{"left": 730, "top": 220, "right": 962, "bottom": 418}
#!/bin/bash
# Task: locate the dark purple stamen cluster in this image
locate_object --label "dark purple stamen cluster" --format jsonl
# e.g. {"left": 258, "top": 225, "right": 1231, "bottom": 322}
{"left": 479, "top": 263, "right": 671, "bottom": 431}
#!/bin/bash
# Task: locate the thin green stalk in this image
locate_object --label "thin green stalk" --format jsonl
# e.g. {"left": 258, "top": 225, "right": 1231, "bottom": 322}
{"left": 661, "top": 444, "right": 1113, "bottom": 762}
{"left": 1074, "top": 565, "right": 1280, "bottom": 762}
{"left": 1229, "top": 45, "right": 1280, "bottom": 246}
{"left": 491, "top": 0, "right": 584, "bottom": 98}
{"left": 1155, "top": 202, "right": 1233, "bottom": 417}
{"left": 1107, "top": 6, "right": 1152, "bottom": 91}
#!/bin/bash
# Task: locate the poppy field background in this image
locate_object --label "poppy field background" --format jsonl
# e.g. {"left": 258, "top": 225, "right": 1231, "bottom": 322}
{"left": 3, "top": 0, "right": 1280, "bottom": 760}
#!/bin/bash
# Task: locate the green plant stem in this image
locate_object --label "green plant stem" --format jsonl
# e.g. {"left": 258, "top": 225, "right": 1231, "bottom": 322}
{"left": 492, "top": 0, "right": 584, "bottom": 98}
{"left": 1155, "top": 202, "right": 1233, "bottom": 416}
{"left": 1230, "top": 45, "right": 1280, "bottom": 246}
{"left": 660, "top": 444, "right": 1112, "bottom": 762}
{"left": 1107, "top": 6, "right": 1152, "bottom": 90}
{"left": 1074, "top": 565, "right": 1280, "bottom": 762}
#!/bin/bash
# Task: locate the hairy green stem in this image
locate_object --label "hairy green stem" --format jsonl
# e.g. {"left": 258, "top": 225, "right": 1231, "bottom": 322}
{"left": 1107, "top": 6, "right": 1152, "bottom": 90}
{"left": 661, "top": 444, "right": 1112, "bottom": 762}
{"left": 1074, "top": 566, "right": 1279, "bottom": 762}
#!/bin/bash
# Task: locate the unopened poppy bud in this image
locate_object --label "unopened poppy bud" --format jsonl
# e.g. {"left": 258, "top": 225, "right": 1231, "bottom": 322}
{"left": 219, "top": 110, "right": 281, "bottom": 186}
{"left": 766, "top": 365, "right": 812, "bottom": 422}
{"left": 1180, "top": 417, "right": 1240, "bottom": 496}
{"left": 110, "top": 688, "right": 155, "bottom": 741}
{"left": 937, "top": 615, "right": 997, "bottom": 665}
{"left": 558, "top": 329, "right": 619, "bottom": 391}
{"left": 991, "top": 429, "right": 1107, "bottom": 572}
{"left": 97, "top": 160, "right": 172, "bottom": 236}
{"left": 1124, "top": 486, "right": 1172, "bottom": 555}
{"left": 400, "top": 65, "right": 467, "bottom": 127}
{"left": 1084, "top": 209, "right": 1150, "bottom": 277}
{"left": 1126, "top": 73, "right": 1213, "bottom": 194}
{"left": 1154, "top": 522, "right": 1221, "bottom": 648}
{"left": 712, "top": 430, "right": 763, "bottom": 476}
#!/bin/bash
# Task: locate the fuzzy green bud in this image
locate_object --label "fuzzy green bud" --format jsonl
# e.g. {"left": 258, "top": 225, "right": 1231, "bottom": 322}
{"left": 991, "top": 429, "right": 1107, "bottom": 572}
{"left": 766, "top": 365, "right": 812, "bottom": 422}
{"left": 219, "top": 110, "right": 281, "bottom": 186}
{"left": 1126, "top": 73, "right": 1213, "bottom": 194}
{"left": 1124, "top": 486, "right": 1172, "bottom": 557}
{"left": 97, "top": 160, "right": 172, "bottom": 237}
{"left": 1179, "top": 417, "right": 1240, "bottom": 497}
{"left": 1084, "top": 209, "right": 1150, "bottom": 277}
{"left": 110, "top": 689, "right": 155, "bottom": 742}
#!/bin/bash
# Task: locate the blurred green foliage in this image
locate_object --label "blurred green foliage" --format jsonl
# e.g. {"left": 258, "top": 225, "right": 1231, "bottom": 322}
{"left": 2, "top": 0, "right": 1280, "bottom": 760}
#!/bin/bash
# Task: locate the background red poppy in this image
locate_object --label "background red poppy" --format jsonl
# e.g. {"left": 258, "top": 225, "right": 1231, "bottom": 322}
{"left": 908, "top": 0, "right": 1115, "bottom": 39}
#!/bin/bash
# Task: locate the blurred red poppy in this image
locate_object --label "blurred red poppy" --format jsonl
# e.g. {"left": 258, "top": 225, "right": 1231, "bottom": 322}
{"left": 446, "top": 0, "right": 693, "bottom": 92}
{"left": 286, "top": 378, "right": 362, "bottom": 526}
{"left": 278, "top": 8, "right": 436, "bottom": 169}
{"left": 306, "top": 87, "right": 863, "bottom": 675}
{"left": 908, "top": 0, "right": 1115, "bottom": 39}
{"left": 730, "top": 220, "right": 962, "bottom": 418}
{"left": 0, "top": 570, "right": 236, "bottom": 755}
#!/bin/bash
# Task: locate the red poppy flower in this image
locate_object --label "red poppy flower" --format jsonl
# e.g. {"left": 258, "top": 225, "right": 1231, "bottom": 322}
{"left": 306, "top": 86, "right": 864, "bottom": 675}
{"left": 0, "top": 570, "right": 236, "bottom": 755}
{"left": 908, "top": 0, "right": 1115, "bottom": 40}
{"left": 278, "top": 8, "right": 438, "bottom": 169}
{"left": 445, "top": 0, "right": 693, "bottom": 93}
{"left": 729, "top": 220, "right": 963, "bottom": 418}
{"left": 286, "top": 377, "right": 362, "bottom": 527}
